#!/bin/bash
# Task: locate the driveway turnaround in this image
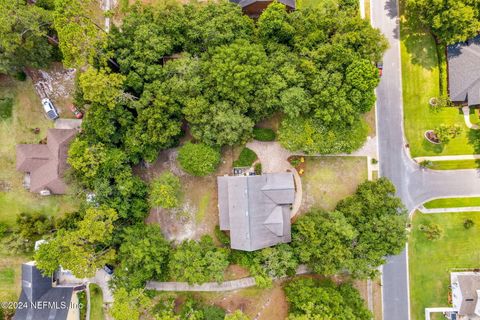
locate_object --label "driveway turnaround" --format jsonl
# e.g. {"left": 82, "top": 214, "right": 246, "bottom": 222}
{"left": 372, "top": 0, "right": 480, "bottom": 319}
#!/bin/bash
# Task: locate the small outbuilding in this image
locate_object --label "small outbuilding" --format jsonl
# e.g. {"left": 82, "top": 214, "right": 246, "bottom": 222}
{"left": 217, "top": 173, "right": 295, "bottom": 251}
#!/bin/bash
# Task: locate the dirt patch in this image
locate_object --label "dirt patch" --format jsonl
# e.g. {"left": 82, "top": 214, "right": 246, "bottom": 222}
{"left": 139, "top": 146, "right": 238, "bottom": 242}
{"left": 194, "top": 280, "right": 288, "bottom": 320}
{"left": 224, "top": 265, "right": 250, "bottom": 281}
{"left": 25, "top": 63, "right": 76, "bottom": 119}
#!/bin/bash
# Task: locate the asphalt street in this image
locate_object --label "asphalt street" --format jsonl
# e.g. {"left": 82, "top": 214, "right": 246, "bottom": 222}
{"left": 372, "top": 0, "right": 480, "bottom": 319}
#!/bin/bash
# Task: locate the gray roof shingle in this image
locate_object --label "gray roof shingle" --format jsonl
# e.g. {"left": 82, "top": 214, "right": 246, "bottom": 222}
{"left": 447, "top": 36, "right": 480, "bottom": 106}
{"left": 217, "top": 173, "right": 294, "bottom": 251}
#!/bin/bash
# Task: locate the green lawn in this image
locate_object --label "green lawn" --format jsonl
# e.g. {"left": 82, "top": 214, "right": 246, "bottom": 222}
{"left": 300, "top": 156, "right": 368, "bottom": 212}
{"left": 424, "top": 197, "right": 480, "bottom": 209}
{"left": 400, "top": 13, "right": 479, "bottom": 157}
{"left": 428, "top": 159, "right": 480, "bottom": 170}
{"left": 409, "top": 211, "right": 480, "bottom": 320}
{"left": 90, "top": 284, "right": 105, "bottom": 320}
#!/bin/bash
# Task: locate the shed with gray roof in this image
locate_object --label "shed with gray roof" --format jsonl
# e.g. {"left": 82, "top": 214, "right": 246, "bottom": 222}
{"left": 217, "top": 173, "right": 294, "bottom": 251}
{"left": 447, "top": 36, "right": 480, "bottom": 107}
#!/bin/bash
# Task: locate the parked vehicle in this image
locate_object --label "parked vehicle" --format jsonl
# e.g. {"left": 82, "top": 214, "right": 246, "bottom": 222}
{"left": 41, "top": 98, "right": 59, "bottom": 120}
{"left": 69, "top": 104, "right": 83, "bottom": 119}
{"left": 377, "top": 61, "right": 383, "bottom": 77}
{"left": 103, "top": 264, "right": 114, "bottom": 275}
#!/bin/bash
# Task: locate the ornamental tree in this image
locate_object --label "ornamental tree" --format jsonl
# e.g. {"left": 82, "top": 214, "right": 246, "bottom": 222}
{"left": 177, "top": 142, "right": 221, "bottom": 176}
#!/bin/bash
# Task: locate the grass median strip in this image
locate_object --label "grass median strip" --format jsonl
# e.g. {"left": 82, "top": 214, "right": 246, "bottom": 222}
{"left": 423, "top": 197, "right": 480, "bottom": 209}
{"left": 428, "top": 159, "right": 480, "bottom": 170}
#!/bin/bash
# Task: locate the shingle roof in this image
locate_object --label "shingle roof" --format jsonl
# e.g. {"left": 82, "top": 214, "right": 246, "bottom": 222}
{"left": 447, "top": 36, "right": 480, "bottom": 106}
{"left": 217, "top": 173, "right": 294, "bottom": 251}
{"left": 16, "top": 129, "right": 77, "bottom": 194}
{"left": 14, "top": 262, "right": 74, "bottom": 320}
{"left": 457, "top": 274, "right": 480, "bottom": 316}
{"left": 236, "top": 0, "right": 295, "bottom": 9}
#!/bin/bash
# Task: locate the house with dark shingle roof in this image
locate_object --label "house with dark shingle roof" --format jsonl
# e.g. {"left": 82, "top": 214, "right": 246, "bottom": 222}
{"left": 230, "top": 0, "right": 295, "bottom": 19}
{"left": 16, "top": 128, "right": 77, "bottom": 195}
{"left": 447, "top": 36, "right": 480, "bottom": 107}
{"left": 14, "top": 262, "right": 82, "bottom": 320}
{"left": 217, "top": 173, "right": 295, "bottom": 251}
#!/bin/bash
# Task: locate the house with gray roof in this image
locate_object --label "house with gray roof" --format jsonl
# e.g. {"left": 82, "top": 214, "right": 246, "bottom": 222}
{"left": 16, "top": 128, "right": 77, "bottom": 195}
{"left": 14, "top": 262, "right": 82, "bottom": 320}
{"left": 217, "top": 173, "right": 295, "bottom": 251}
{"left": 230, "top": 0, "right": 295, "bottom": 18}
{"left": 447, "top": 36, "right": 480, "bottom": 107}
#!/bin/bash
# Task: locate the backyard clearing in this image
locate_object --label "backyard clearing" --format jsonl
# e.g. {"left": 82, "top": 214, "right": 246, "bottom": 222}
{"left": 0, "top": 253, "right": 28, "bottom": 305}
{"left": 138, "top": 146, "right": 239, "bottom": 242}
{"left": 300, "top": 156, "right": 368, "bottom": 212}
{"left": 400, "top": 10, "right": 479, "bottom": 158}
{"left": 185, "top": 280, "right": 289, "bottom": 320}
{"left": 409, "top": 211, "right": 480, "bottom": 320}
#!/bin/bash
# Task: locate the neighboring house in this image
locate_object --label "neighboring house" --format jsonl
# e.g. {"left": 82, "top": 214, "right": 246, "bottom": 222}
{"left": 14, "top": 262, "right": 83, "bottom": 320}
{"left": 16, "top": 128, "right": 77, "bottom": 195}
{"left": 230, "top": 0, "right": 295, "bottom": 18}
{"left": 451, "top": 272, "right": 480, "bottom": 319}
{"left": 447, "top": 36, "right": 480, "bottom": 107}
{"left": 217, "top": 173, "right": 295, "bottom": 251}
{"left": 426, "top": 272, "right": 480, "bottom": 320}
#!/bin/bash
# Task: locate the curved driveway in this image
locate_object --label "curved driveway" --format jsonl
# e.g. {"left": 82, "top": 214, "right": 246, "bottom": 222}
{"left": 372, "top": 0, "right": 480, "bottom": 319}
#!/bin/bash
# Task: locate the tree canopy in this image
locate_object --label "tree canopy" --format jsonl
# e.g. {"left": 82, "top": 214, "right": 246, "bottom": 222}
{"left": 292, "top": 178, "right": 406, "bottom": 277}
{"left": 35, "top": 207, "right": 118, "bottom": 278}
{"left": 406, "top": 0, "right": 480, "bottom": 44}
{"left": 177, "top": 142, "right": 221, "bottom": 176}
{"left": 149, "top": 171, "right": 182, "bottom": 209}
{"left": 285, "top": 278, "right": 372, "bottom": 320}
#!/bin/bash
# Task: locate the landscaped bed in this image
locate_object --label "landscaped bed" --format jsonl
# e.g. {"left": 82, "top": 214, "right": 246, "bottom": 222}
{"left": 423, "top": 197, "right": 480, "bottom": 209}
{"left": 300, "top": 156, "right": 368, "bottom": 212}
{"left": 400, "top": 7, "right": 479, "bottom": 158}
{"left": 409, "top": 211, "right": 480, "bottom": 320}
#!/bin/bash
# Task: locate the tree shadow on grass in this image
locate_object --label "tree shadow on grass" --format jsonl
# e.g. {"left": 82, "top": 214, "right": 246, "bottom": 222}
{"left": 468, "top": 129, "right": 480, "bottom": 154}
{"left": 421, "top": 138, "right": 444, "bottom": 154}
{"left": 401, "top": 15, "right": 437, "bottom": 70}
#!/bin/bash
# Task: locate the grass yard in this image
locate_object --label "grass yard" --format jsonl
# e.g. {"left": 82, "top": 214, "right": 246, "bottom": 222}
{"left": 423, "top": 197, "right": 480, "bottom": 209}
{"left": 428, "top": 159, "right": 480, "bottom": 170}
{"left": 0, "top": 77, "right": 80, "bottom": 226}
{"left": 90, "top": 284, "right": 105, "bottom": 320}
{"left": 0, "top": 252, "right": 28, "bottom": 303}
{"left": 300, "top": 156, "right": 368, "bottom": 212}
{"left": 400, "top": 11, "right": 479, "bottom": 157}
{"left": 409, "top": 211, "right": 480, "bottom": 320}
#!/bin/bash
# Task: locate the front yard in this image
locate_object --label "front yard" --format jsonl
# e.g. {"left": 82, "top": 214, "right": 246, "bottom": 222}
{"left": 400, "top": 8, "right": 479, "bottom": 158}
{"left": 300, "top": 156, "right": 368, "bottom": 212}
{"left": 409, "top": 211, "right": 480, "bottom": 320}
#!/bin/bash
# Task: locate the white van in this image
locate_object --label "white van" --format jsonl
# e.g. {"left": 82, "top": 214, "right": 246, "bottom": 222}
{"left": 41, "top": 98, "right": 59, "bottom": 120}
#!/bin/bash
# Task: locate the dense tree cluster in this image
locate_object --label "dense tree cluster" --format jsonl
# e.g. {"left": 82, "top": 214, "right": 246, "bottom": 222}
{"left": 293, "top": 178, "right": 407, "bottom": 278}
{"left": 406, "top": 0, "right": 480, "bottom": 44}
{"left": 285, "top": 278, "right": 372, "bottom": 319}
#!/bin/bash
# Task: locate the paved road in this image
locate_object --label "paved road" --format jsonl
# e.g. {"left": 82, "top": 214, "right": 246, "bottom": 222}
{"left": 372, "top": 0, "right": 480, "bottom": 319}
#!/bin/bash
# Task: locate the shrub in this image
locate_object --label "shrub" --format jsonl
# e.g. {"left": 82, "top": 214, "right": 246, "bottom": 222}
{"left": 0, "top": 97, "right": 13, "bottom": 120}
{"left": 214, "top": 225, "right": 230, "bottom": 246}
{"left": 371, "top": 158, "right": 378, "bottom": 164}
{"left": 0, "top": 222, "right": 9, "bottom": 238}
{"left": 253, "top": 127, "right": 276, "bottom": 141}
{"left": 464, "top": 219, "right": 475, "bottom": 229}
{"left": 233, "top": 147, "right": 257, "bottom": 167}
{"left": 149, "top": 172, "right": 182, "bottom": 209}
{"left": 434, "top": 124, "right": 462, "bottom": 144}
{"left": 419, "top": 160, "right": 433, "bottom": 168}
{"left": 13, "top": 71, "right": 27, "bottom": 81}
{"left": 419, "top": 223, "right": 442, "bottom": 240}
{"left": 178, "top": 142, "right": 221, "bottom": 176}
{"left": 289, "top": 157, "right": 301, "bottom": 167}
{"left": 254, "top": 163, "right": 262, "bottom": 175}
